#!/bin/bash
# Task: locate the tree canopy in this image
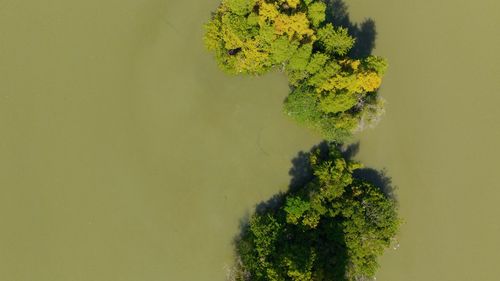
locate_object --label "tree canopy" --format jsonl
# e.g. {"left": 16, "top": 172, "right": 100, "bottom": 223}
{"left": 231, "top": 144, "right": 400, "bottom": 281}
{"left": 204, "top": 0, "right": 388, "bottom": 140}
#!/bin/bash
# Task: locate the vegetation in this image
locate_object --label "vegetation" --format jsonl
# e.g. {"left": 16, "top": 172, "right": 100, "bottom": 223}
{"left": 204, "top": 2, "right": 399, "bottom": 280}
{"left": 230, "top": 144, "right": 400, "bottom": 281}
{"left": 204, "top": 0, "right": 388, "bottom": 140}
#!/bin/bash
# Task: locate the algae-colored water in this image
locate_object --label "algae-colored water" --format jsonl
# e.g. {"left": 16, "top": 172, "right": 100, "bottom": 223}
{"left": 347, "top": 0, "right": 500, "bottom": 280}
{"left": 0, "top": 0, "right": 499, "bottom": 280}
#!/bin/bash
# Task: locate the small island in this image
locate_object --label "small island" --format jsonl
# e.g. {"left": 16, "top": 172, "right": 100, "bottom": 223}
{"left": 232, "top": 144, "right": 399, "bottom": 281}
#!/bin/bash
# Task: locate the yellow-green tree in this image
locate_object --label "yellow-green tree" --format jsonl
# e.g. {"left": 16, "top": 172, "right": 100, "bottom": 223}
{"left": 204, "top": 0, "right": 388, "bottom": 140}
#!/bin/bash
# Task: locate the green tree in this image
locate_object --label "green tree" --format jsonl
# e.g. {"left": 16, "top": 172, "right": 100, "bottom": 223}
{"left": 316, "top": 24, "right": 354, "bottom": 56}
{"left": 232, "top": 144, "right": 400, "bottom": 281}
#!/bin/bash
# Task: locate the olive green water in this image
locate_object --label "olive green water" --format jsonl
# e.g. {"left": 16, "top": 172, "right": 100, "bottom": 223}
{"left": 1, "top": 0, "right": 499, "bottom": 280}
{"left": 348, "top": 1, "right": 500, "bottom": 280}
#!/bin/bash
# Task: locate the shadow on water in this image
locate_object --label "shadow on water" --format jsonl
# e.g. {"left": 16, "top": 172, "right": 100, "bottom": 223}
{"left": 286, "top": 141, "right": 396, "bottom": 200}
{"left": 325, "top": 0, "right": 377, "bottom": 59}
{"left": 237, "top": 141, "right": 398, "bottom": 218}
{"left": 288, "top": 142, "right": 329, "bottom": 192}
{"left": 340, "top": 142, "right": 397, "bottom": 200}
{"left": 355, "top": 167, "right": 396, "bottom": 200}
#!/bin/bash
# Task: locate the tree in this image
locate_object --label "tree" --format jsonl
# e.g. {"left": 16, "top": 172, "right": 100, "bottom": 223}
{"left": 307, "top": 2, "right": 327, "bottom": 28}
{"left": 204, "top": 0, "right": 388, "bottom": 140}
{"left": 232, "top": 144, "right": 400, "bottom": 281}
{"left": 316, "top": 24, "right": 354, "bottom": 56}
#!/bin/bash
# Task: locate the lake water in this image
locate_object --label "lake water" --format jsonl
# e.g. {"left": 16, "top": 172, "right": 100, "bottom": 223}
{"left": 347, "top": 0, "right": 500, "bottom": 280}
{"left": 0, "top": 0, "right": 499, "bottom": 280}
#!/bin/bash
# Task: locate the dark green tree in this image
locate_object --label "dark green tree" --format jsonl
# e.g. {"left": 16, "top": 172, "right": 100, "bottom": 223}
{"left": 231, "top": 144, "right": 400, "bottom": 281}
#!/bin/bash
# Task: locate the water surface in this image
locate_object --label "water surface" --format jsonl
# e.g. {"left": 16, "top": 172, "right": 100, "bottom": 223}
{"left": 347, "top": 0, "right": 500, "bottom": 280}
{"left": 0, "top": 1, "right": 318, "bottom": 280}
{"left": 1, "top": 0, "right": 499, "bottom": 280}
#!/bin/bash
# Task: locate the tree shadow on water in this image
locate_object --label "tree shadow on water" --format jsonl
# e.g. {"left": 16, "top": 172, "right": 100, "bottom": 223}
{"left": 247, "top": 141, "right": 397, "bottom": 219}
{"left": 251, "top": 141, "right": 330, "bottom": 216}
{"left": 341, "top": 142, "right": 397, "bottom": 200}
{"left": 354, "top": 167, "right": 397, "bottom": 200}
{"left": 288, "top": 141, "right": 329, "bottom": 192}
{"left": 325, "top": 0, "right": 378, "bottom": 59}
{"left": 287, "top": 141, "right": 396, "bottom": 199}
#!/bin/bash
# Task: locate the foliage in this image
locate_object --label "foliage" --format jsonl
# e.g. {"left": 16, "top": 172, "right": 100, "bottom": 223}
{"left": 204, "top": 0, "right": 388, "bottom": 141}
{"left": 316, "top": 24, "right": 354, "bottom": 56}
{"left": 233, "top": 144, "right": 400, "bottom": 281}
{"left": 307, "top": 2, "right": 327, "bottom": 28}
{"left": 224, "top": 0, "right": 257, "bottom": 16}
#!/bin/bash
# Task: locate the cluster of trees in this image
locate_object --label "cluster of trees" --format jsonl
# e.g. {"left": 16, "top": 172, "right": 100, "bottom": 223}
{"left": 229, "top": 143, "right": 399, "bottom": 281}
{"left": 204, "top": 0, "right": 388, "bottom": 140}
{"left": 204, "top": 1, "right": 400, "bottom": 280}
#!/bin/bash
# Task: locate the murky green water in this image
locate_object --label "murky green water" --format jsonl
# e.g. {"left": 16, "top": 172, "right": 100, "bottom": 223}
{"left": 1, "top": 0, "right": 499, "bottom": 280}
{"left": 347, "top": 0, "right": 500, "bottom": 280}
{"left": 0, "top": 1, "right": 318, "bottom": 280}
